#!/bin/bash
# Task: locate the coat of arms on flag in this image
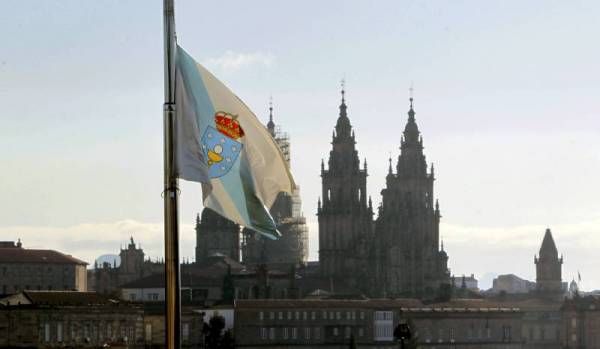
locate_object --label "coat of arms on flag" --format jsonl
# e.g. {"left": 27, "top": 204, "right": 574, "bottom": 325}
{"left": 201, "top": 111, "right": 244, "bottom": 178}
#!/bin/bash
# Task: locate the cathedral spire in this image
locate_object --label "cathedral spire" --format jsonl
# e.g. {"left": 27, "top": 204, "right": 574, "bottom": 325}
{"left": 539, "top": 228, "right": 559, "bottom": 260}
{"left": 335, "top": 79, "right": 351, "bottom": 139}
{"left": 403, "top": 96, "right": 420, "bottom": 143}
{"left": 267, "top": 96, "right": 275, "bottom": 137}
{"left": 388, "top": 156, "right": 393, "bottom": 174}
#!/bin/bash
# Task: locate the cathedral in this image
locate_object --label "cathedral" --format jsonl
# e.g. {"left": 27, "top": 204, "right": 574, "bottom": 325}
{"left": 318, "top": 88, "right": 449, "bottom": 298}
{"left": 194, "top": 87, "right": 450, "bottom": 299}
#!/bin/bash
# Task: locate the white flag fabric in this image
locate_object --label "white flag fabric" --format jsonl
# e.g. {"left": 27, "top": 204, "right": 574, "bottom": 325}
{"left": 175, "top": 45, "right": 294, "bottom": 239}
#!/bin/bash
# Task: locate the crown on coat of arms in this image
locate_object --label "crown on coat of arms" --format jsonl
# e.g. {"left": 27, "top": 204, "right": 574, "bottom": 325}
{"left": 215, "top": 111, "right": 244, "bottom": 140}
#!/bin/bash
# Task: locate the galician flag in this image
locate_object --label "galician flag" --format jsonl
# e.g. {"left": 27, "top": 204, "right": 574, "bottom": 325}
{"left": 175, "top": 45, "right": 294, "bottom": 239}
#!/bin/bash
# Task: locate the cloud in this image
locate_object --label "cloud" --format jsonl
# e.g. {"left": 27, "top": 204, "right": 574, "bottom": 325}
{"left": 203, "top": 51, "right": 274, "bottom": 73}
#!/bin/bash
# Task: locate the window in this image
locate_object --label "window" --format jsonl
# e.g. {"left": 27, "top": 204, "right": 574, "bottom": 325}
{"left": 259, "top": 311, "right": 264, "bottom": 320}
{"left": 345, "top": 326, "right": 351, "bottom": 338}
{"left": 329, "top": 311, "right": 334, "bottom": 319}
{"left": 44, "top": 322, "right": 50, "bottom": 342}
{"left": 107, "top": 323, "right": 112, "bottom": 339}
{"left": 314, "top": 327, "right": 321, "bottom": 339}
{"left": 269, "top": 327, "right": 275, "bottom": 340}
{"left": 305, "top": 327, "right": 311, "bottom": 339}
{"left": 352, "top": 311, "right": 356, "bottom": 320}
{"left": 438, "top": 328, "right": 444, "bottom": 342}
{"left": 182, "top": 323, "right": 189, "bottom": 342}
{"left": 292, "top": 327, "right": 297, "bottom": 339}
{"left": 295, "top": 311, "right": 300, "bottom": 320}
{"left": 360, "top": 311, "right": 365, "bottom": 320}
{"left": 260, "top": 328, "right": 267, "bottom": 340}
{"left": 333, "top": 327, "right": 339, "bottom": 336}
{"left": 336, "top": 311, "right": 341, "bottom": 320}
{"left": 129, "top": 293, "right": 136, "bottom": 301}
{"left": 358, "top": 328, "right": 364, "bottom": 337}
{"left": 322, "top": 311, "right": 327, "bottom": 319}
{"left": 450, "top": 327, "right": 455, "bottom": 341}
{"left": 346, "top": 311, "right": 350, "bottom": 319}
{"left": 283, "top": 327, "right": 289, "bottom": 339}
{"left": 503, "top": 326, "right": 512, "bottom": 342}
{"left": 144, "top": 324, "right": 151, "bottom": 342}
{"left": 311, "top": 311, "right": 316, "bottom": 320}
{"left": 57, "top": 322, "right": 63, "bottom": 342}
{"left": 486, "top": 327, "right": 491, "bottom": 339}
{"left": 287, "top": 311, "right": 292, "bottom": 320}
{"left": 571, "top": 318, "right": 577, "bottom": 328}
{"left": 278, "top": 312, "right": 283, "bottom": 320}
{"left": 303, "top": 311, "right": 307, "bottom": 320}
{"left": 269, "top": 312, "right": 274, "bottom": 320}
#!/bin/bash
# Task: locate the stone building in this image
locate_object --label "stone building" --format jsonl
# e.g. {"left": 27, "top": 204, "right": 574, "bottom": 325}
{"left": 0, "top": 291, "right": 144, "bottom": 348}
{"left": 0, "top": 291, "right": 205, "bottom": 348}
{"left": 88, "top": 237, "right": 163, "bottom": 295}
{"left": 374, "top": 97, "right": 449, "bottom": 298}
{"left": 317, "top": 88, "right": 374, "bottom": 293}
{"left": 0, "top": 240, "right": 87, "bottom": 294}
{"left": 534, "top": 228, "right": 563, "bottom": 296}
{"left": 195, "top": 208, "right": 240, "bottom": 263}
{"left": 490, "top": 274, "right": 536, "bottom": 295}
{"left": 561, "top": 295, "right": 600, "bottom": 348}
{"left": 242, "top": 101, "right": 309, "bottom": 269}
{"left": 234, "top": 298, "right": 524, "bottom": 348}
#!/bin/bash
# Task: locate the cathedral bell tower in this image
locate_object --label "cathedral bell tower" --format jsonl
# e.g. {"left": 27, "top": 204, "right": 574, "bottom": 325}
{"left": 375, "top": 97, "right": 449, "bottom": 298}
{"left": 535, "top": 228, "right": 563, "bottom": 294}
{"left": 241, "top": 100, "right": 309, "bottom": 269}
{"left": 318, "top": 85, "right": 373, "bottom": 290}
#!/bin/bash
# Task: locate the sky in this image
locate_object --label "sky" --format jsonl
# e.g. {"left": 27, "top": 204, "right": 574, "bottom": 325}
{"left": 1, "top": 0, "right": 600, "bottom": 290}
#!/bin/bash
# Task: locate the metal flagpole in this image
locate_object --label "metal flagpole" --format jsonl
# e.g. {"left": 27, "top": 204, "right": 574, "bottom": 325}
{"left": 163, "top": 0, "right": 181, "bottom": 348}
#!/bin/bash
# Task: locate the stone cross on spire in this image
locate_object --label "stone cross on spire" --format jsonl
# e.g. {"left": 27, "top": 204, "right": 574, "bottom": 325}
{"left": 267, "top": 95, "right": 275, "bottom": 136}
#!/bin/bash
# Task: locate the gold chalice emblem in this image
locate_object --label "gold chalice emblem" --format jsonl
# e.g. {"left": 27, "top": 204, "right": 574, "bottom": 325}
{"left": 207, "top": 144, "right": 224, "bottom": 165}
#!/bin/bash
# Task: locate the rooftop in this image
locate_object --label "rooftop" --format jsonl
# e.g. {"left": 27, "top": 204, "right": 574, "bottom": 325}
{"left": 0, "top": 291, "right": 119, "bottom": 306}
{"left": 0, "top": 242, "right": 87, "bottom": 265}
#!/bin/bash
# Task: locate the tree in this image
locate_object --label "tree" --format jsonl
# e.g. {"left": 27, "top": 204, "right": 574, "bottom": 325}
{"left": 221, "top": 329, "right": 235, "bottom": 349}
{"left": 348, "top": 333, "right": 357, "bottom": 349}
{"left": 205, "top": 314, "right": 226, "bottom": 349}
{"left": 404, "top": 318, "right": 419, "bottom": 349}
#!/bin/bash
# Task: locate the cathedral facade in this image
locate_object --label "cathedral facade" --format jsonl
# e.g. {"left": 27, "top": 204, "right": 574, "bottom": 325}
{"left": 318, "top": 91, "right": 449, "bottom": 298}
